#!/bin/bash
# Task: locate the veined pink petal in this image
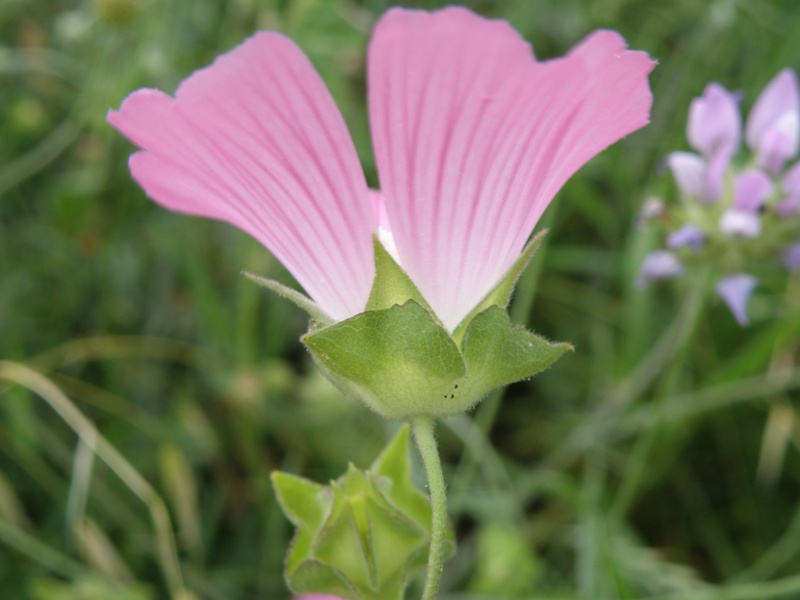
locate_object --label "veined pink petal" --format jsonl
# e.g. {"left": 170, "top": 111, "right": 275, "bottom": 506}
{"left": 368, "top": 7, "right": 654, "bottom": 330}
{"left": 108, "top": 33, "right": 374, "bottom": 321}
{"left": 370, "top": 189, "right": 391, "bottom": 231}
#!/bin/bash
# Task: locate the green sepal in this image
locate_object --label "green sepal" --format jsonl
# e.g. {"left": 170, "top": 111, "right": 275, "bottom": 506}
{"left": 366, "top": 236, "right": 434, "bottom": 316}
{"left": 271, "top": 471, "right": 331, "bottom": 575}
{"left": 459, "top": 305, "right": 573, "bottom": 402}
{"left": 271, "top": 425, "right": 453, "bottom": 600}
{"left": 242, "top": 271, "right": 333, "bottom": 327}
{"left": 303, "top": 300, "right": 467, "bottom": 419}
{"left": 453, "top": 230, "right": 547, "bottom": 344}
{"left": 303, "top": 299, "right": 570, "bottom": 418}
{"left": 289, "top": 560, "right": 357, "bottom": 599}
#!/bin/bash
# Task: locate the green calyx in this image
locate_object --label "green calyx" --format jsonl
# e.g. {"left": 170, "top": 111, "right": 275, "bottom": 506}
{"left": 271, "top": 425, "right": 455, "bottom": 600}
{"left": 250, "top": 234, "right": 571, "bottom": 419}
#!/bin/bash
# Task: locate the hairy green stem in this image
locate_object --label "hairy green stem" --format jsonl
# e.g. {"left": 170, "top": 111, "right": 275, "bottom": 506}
{"left": 410, "top": 415, "right": 447, "bottom": 600}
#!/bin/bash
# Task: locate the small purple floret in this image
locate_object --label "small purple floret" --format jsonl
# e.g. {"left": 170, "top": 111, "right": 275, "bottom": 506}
{"left": 783, "top": 242, "right": 800, "bottom": 270}
{"left": 638, "top": 250, "right": 684, "bottom": 286}
{"left": 715, "top": 273, "right": 758, "bottom": 326}
{"left": 719, "top": 209, "right": 761, "bottom": 237}
{"left": 667, "top": 224, "right": 705, "bottom": 251}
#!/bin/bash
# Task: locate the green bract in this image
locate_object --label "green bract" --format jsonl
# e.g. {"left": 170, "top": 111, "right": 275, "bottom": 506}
{"left": 248, "top": 233, "right": 571, "bottom": 419}
{"left": 271, "top": 425, "right": 455, "bottom": 600}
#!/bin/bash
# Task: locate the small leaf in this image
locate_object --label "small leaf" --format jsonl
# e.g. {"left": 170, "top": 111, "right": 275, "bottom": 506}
{"left": 271, "top": 471, "right": 332, "bottom": 576}
{"left": 272, "top": 427, "right": 455, "bottom": 600}
{"left": 370, "top": 426, "right": 432, "bottom": 530}
{"left": 315, "top": 485, "right": 374, "bottom": 589}
{"left": 303, "top": 301, "right": 466, "bottom": 419}
{"left": 242, "top": 271, "right": 333, "bottom": 326}
{"left": 461, "top": 305, "right": 572, "bottom": 399}
{"left": 369, "top": 425, "right": 413, "bottom": 482}
{"left": 271, "top": 471, "right": 328, "bottom": 531}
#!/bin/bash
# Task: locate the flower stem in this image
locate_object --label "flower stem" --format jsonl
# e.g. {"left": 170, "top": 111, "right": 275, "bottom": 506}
{"left": 410, "top": 415, "right": 447, "bottom": 600}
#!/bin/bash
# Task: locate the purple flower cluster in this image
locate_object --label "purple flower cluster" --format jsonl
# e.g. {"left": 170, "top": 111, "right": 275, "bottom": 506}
{"left": 640, "top": 69, "right": 800, "bottom": 325}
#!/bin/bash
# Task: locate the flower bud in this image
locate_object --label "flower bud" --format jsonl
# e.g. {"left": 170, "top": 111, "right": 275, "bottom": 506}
{"left": 272, "top": 426, "right": 454, "bottom": 600}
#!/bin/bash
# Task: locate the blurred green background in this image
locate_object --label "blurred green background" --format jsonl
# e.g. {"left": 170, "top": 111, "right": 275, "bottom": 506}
{"left": 2, "top": 0, "right": 800, "bottom": 598}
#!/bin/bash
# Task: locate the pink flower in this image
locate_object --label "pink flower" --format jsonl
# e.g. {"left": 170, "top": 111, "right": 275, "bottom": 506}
{"left": 108, "top": 7, "right": 654, "bottom": 331}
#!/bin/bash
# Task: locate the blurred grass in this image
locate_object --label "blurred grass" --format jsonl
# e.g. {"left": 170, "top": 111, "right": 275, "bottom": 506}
{"left": 2, "top": 0, "right": 800, "bottom": 598}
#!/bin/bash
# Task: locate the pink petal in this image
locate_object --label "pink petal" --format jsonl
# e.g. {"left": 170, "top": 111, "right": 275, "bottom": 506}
{"left": 746, "top": 69, "right": 799, "bottom": 154}
{"left": 108, "top": 33, "right": 374, "bottom": 322}
{"left": 687, "top": 83, "right": 741, "bottom": 158}
{"left": 368, "top": 7, "right": 654, "bottom": 330}
{"left": 370, "top": 189, "right": 391, "bottom": 231}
